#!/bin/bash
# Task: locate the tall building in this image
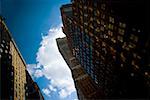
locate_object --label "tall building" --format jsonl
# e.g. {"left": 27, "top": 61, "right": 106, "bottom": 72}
{"left": 0, "top": 16, "right": 26, "bottom": 99}
{"left": 60, "top": 0, "right": 150, "bottom": 99}
{"left": 0, "top": 16, "right": 44, "bottom": 100}
{"left": 56, "top": 37, "right": 104, "bottom": 99}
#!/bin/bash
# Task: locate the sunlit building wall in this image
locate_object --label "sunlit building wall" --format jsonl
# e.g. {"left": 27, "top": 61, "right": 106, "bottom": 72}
{"left": 10, "top": 41, "right": 26, "bottom": 100}
{"left": 0, "top": 17, "right": 26, "bottom": 99}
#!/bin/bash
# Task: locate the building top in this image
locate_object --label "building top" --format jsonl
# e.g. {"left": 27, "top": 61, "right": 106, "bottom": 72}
{"left": 0, "top": 17, "right": 27, "bottom": 67}
{"left": 60, "top": 4, "right": 73, "bottom": 18}
{"left": 60, "top": 4, "right": 72, "bottom": 11}
{"left": 56, "top": 37, "right": 73, "bottom": 61}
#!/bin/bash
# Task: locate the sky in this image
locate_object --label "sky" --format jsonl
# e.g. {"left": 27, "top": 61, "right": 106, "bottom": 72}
{"left": 1, "top": 0, "right": 77, "bottom": 100}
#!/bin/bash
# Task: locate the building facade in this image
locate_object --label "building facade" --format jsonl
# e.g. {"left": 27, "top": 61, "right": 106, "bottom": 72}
{"left": 60, "top": 0, "right": 149, "bottom": 99}
{"left": 0, "top": 17, "right": 44, "bottom": 100}
{"left": 56, "top": 37, "right": 104, "bottom": 99}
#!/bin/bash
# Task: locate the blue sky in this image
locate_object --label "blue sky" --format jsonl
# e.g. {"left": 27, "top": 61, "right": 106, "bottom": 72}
{"left": 1, "top": 0, "right": 77, "bottom": 100}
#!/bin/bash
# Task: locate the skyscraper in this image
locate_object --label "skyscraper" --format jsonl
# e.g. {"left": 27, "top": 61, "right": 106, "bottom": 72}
{"left": 0, "top": 16, "right": 44, "bottom": 100}
{"left": 60, "top": 0, "right": 149, "bottom": 99}
{"left": 57, "top": 37, "right": 104, "bottom": 99}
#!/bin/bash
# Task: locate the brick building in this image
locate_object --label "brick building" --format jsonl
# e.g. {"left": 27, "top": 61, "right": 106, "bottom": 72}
{"left": 60, "top": 0, "right": 149, "bottom": 99}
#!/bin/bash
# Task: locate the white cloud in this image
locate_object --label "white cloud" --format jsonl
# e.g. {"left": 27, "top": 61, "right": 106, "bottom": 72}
{"left": 27, "top": 64, "right": 36, "bottom": 76}
{"left": 27, "top": 64, "right": 43, "bottom": 78}
{"left": 42, "top": 88, "right": 51, "bottom": 97}
{"left": 27, "top": 24, "right": 76, "bottom": 98}
{"left": 34, "top": 69, "right": 43, "bottom": 78}
{"left": 49, "top": 85, "right": 57, "bottom": 92}
{"left": 59, "top": 89, "right": 68, "bottom": 98}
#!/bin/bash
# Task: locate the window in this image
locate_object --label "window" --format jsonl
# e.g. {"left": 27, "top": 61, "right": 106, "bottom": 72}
{"left": 85, "top": 29, "right": 88, "bottom": 33}
{"left": 74, "top": 12, "right": 77, "bottom": 16}
{"left": 79, "top": 5, "right": 82, "bottom": 9}
{"left": 0, "top": 48, "right": 3, "bottom": 53}
{"left": 118, "top": 28, "right": 125, "bottom": 35}
{"left": 120, "top": 52, "right": 126, "bottom": 62}
{"left": 128, "top": 42, "right": 136, "bottom": 49}
{"left": 95, "top": 50, "right": 99, "bottom": 56}
{"left": 121, "top": 64, "right": 123, "bottom": 67}
{"left": 101, "top": 55, "right": 105, "bottom": 60}
{"left": 104, "top": 34, "right": 108, "bottom": 39}
{"left": 132, "top": 28, "right": 136, "bottom": 31}
{"left": 90, "top": 17, "right": 93, "bottom": 21}
{"left": 80, "top": 10, "right": 83, "bottom": 15}
{"left": 100, "top": 26, "right": 104, "bottom": 31}
{"left": 102, "top": 48, "right": 107, "bottom": 54}
{"left": 96, "top": 19, "right": 100, "bottom": 24}
{"left": 138, "top": 29, "right": 141, "bottom": 33}
{"left": 16, "top": 91, "right": 17, "bottom": 97}
{"left": 63, "top": 7, "right": 72, "bottom": 12}
{"left": 95, "top": 78, "right": 98, "bottom": 84}
{"left": 84, "top": 13, "right": 88, "bottom": 17}
{"left": 145, "top": 72, "right": 149, "bottom": 76}
{"left": 95, "top": 36, "right": 99, "bottom": 42}
{"left": 101, "top": 4, "right": 106, "bottom": 10}
{"left": 96, "top": 10, "right": 100, "bottom": 16}
{"left": 109, "top": 16, "right": 114, "bottom": 23}
{"left": 130, "top": 34, "right": 138, "bottom": 42}
{"left": 131, "top": 73, "right": 134, "bottom": 77}
{"left": 108, "top": 30, "right": 113, "bottom": 36}
{"left": 131, "top": 60, "right": 139, "bottom": 69}
{"left": 110, "top": 47, "right": 116, "bottom": 55}
{"left": 102, "top": 42, "right": 106, "bottom": 47}
{"left": 89, "top": 7, "right": 93, "bottom": 12}
{"left": 108, "top": 24, "right": 113, "bottom": 30}
{"left": 122, "top": 42, "right": 126, "bottom": 48}
{"left": 119, "top": 22, "right": 126, "bottom": 28}
{"left": 117, "top": 35, "right": 123, "bottom": 42}
{"left": 1, "top": 44, "right": 4, "bottom": 48}
{"left": 96, "top": 27, "right": 100, "bottom": 32}
{"left": 2, "top": 40, "right": 5, "bottom": 43}
{"left": 84, "top": 6, "right": 87, "bottom": 9}
{"left": 11, "top": 72, "right": 13, "bottom": 76}
{"left": 133, "top": 53, "right": 137, "bottom": 58}
{"left": 90, "top": 23, "right": 94, "bottom": 29}
{"left": 80, "top": 16, "right": 83, "bottom": 21}
{"left": 101, "top": 20, "right": 104, "bottom": 25}
{"left": 89, "top": 31, "right": 93, "bottom": 37}
{"left": 101, "top": 13, "right": 105, "bottom": 19}
{"left": 111, "top": 38, "right": 116, "bottom": 43}
{"left": 6, "top": 45, "right": 8, "bottom": 49}
{"left": 84, "top": 22, "right": 88, "bottom": 26}
{"left": 137, "top": 55, "right": 141, "bottom": 59}
{"left": 122, "top": 42, "right": 130, "bottom": 51}
{"left": 5, "top": 50, "right": 8, "bottom": 53}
